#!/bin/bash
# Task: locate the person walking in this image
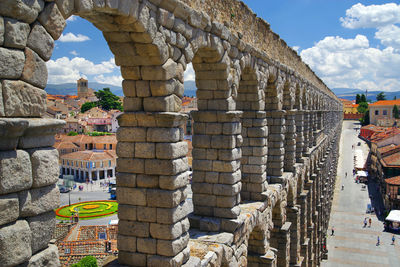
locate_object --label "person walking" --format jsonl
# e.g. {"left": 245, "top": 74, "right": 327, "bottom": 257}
{"left": 369, "top": 218, "right": 372, "bottom": 227}
{"left": 392, "top": 235, "right": 395, "bottom": 245}
{"left": 377, "top": 236, "right": 380, "bottom": 246}
{"left": 345, "top": 172, "right": 347, "bottom": 178}
{"left": 364, "top": 218, "right": 367, "bottom": 228}
{"left": 331, "top": 226, "right": 335, "bottom": 236}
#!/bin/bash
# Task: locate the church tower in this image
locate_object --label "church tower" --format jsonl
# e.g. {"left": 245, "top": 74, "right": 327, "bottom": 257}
{"left": 77, "top": 78, "right": 88, "bottom": 98}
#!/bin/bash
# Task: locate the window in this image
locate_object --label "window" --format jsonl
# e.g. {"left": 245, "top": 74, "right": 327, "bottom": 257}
{"left": 104, "top": 144, "right": 106, "bottom": 149}
{"left": 109, "top": 160, "right": 111, "bottom": 167}
{"left": 85, "top": 144, "right": 88, "bottom": 149}
{"left": 93, "top": 162, "right": 96, "bottom": 168}
{"left": 81, "top": 162, "right": 83, "bottom": 168}
{"left": 109, "top": 144, "right": 112, "bottom": 150}
{"left": 86, "top": 162, "right": 89, "bottom": 168}
{"left": 101, "top": 161, "right": 104, "bottom": 168}
{"left": 383, "top": 110, "right": 387, "bottom": 115}
{"left": 67, "top": 161, "right": 69, "bottom": 166}
{"left": 398, "top": 187, "right": 400, "bottom": 195}
{"left": 375, "top": 110, "right": 379, "bottom": 115}
{"left": 62, "top": 159, "right": 65, "bottom": 165}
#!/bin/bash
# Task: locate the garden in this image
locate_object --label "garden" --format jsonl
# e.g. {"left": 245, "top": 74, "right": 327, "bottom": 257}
{"left": 56, "top": 200, "right": 118, "bottom": 220}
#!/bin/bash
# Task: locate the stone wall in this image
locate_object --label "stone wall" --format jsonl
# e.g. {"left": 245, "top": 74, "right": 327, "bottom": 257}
{"left": 0, "top": 0, "right": 342, "bottom": 266}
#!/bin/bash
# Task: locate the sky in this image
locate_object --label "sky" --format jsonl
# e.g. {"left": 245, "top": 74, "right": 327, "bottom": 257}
{"left": 48, "top": 1, "right": 400, "bottom": 92}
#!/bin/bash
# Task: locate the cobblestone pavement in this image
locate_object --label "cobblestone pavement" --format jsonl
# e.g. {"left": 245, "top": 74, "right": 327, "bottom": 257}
{"left": 322, "top": 121, "right": 400, "bottom": 267}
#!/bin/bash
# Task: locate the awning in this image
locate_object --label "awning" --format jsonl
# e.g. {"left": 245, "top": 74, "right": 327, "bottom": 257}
{"left": 109, "top": 219, "right": 119, "bottom": 225}
{"left": 386, "top": 210, "right": 400, "bottom": 223}
{"left": 355, "top": 149, "right": 366, "bottom": 169}
{"left": 356, "top": 171, "right": 368, "bottom": 177}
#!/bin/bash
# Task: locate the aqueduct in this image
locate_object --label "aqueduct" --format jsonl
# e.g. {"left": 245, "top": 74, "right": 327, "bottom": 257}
{"left": 0, "top": 0, "right": 342, "bottom": 266}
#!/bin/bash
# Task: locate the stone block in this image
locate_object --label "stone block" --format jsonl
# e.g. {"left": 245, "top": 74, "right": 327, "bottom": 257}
{"left": 137, "top": 237, "right": 157, "bottom": 254}
{"left": 38, "top": 2, "right": 66, "bottom": 40}
{"left": 145, "top": 158, "right": 188, "bottom": 175}
{"left": 143, "top": 95, "right": 182, "bottom": 112}
{"left": 27, "top": 211, "right": 55, "bottom": 254}
{"left": 218, "top": 148, "right": 242, "bottom": 161}
{"left": 136, "top": 174, "right": 158, "bottom": 188}
{"left": 147, "top": 127, "right": 180, "bottom": 142}
{"left": 213, "top": 206, "right": 241, "bottom": 219}
{"left": 118, "top": 204, "right": 137, "bottom": 221}
{"left": 119, "top": 220, "right": 149, "bottom": 238}
{"left": 213, "top": 182, "right": 241, "bottom": 196}
{"left": 121, "top": 66, "right": 141, "bottom": 80}
{"left": 159, "top": 171, "right": 189, "bottom": 190}
{"left": 18, "top": 184, "right": 60, "bottom": 217}
{"left": 0, "top": 150, "right": 32, "bottom": 194}
{"left": 2, "top": 80, "right": 46, "bottom": 117}
{"left": 211, "top": 135, "right": 236, "bottom": 149}
{"left": 199, "top": 217, "right": 220, "bottom": 232}
{"left": 150, "top": 79, "right": 176, "bottom": 96}
{"left": 147, "top": 188, "right": 183, "bottom": 208}
{"left": 157, "top": 201, "right": 191, "bottom": 224}
{"left": 223, "top": 122, "right": 241, "bottom": 135}
{"left": 150, "top": 219, "right": 186, "bottom": 240}
{"left": 118, "top": 251, "right": 146, "bottom": 266}
{"left": 26, "top": 22, "right": 54, "bottom": 61}
{"left": 23, "top": 244, "right": 60, "bottom": 267}
{"left": 55, "top": 0, "right": 75, "bottom": 18}
{"left": 219, "top": 170, "right": 241, "bottom": 185}
{"left": 117, "top": 187, "right": 147, "bottom": 206}
{"left": 0, "top": 193, "right": 19, "bottom": 226}
{"left": 205, "top": 171, "right": 219, "bottom": 183}
{"left": 156, "top": 141, "right": 188, "bottom": 159}
{"left": 21, "top": 47, "right": 48, "bottom": 89}
{"left": 135, "top": 142, "right": 155, "bottom": 158}
{"left": 116, "top": 158, "right": 145, "bottom": 173}
{"left": 0, "top": 220, "right": 31, "bottom": 267}
{"left": 116, "top": 142, "right": 135, "bottom": 158}
{"left": 3, "top": 18, "right": 30, "bottom": 49}
{"left": 0, "top": 0, "right": 44, "bottom": 24}
{"left": 0, "top": 47, "right": 25, "bottom": 79}
{"left": 28, "top": 147, "right": 58, "bottom": 188}
{"left": 213, "top": 160, "right": 240, "bottom": 173}
{"left": 116, "top": 172, "right": 136, "bottom": 188}
{"left": 117, "top": 234, "right": 136, "bottom": 252}
{"left": 157, "top": 232, "right": 189, "bottom": 257}
{"left": 141, "top": 59, "right": 177, "bottom": 80}
{"left": 117, "top": 127, "right": 146, "bottom": 142}
{"left": 192, "top": 135, "right": 211, "bottom": 148}
{"left": 137, "top": 207, "right": 157, "bottom": 222}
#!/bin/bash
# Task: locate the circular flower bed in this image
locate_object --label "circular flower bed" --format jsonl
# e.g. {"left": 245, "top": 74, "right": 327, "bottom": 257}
{"left": 56, "top": 200, "right": 118, "bottom": 220}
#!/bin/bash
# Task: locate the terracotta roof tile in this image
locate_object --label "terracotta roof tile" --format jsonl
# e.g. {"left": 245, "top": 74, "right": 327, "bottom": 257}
{"left": 369, "top": 99, "right": 400, "bottom": 106}
{"left": 385, "top": 176, "right": 400, "bottom": 185}
{"left": 381, "top": 152, "right": 400, "bottom": 167}
{"left": 60, "top": 150, "right": 116, "bottom": 161}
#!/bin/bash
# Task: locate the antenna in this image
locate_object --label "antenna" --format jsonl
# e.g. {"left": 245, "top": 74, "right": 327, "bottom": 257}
{"left": 365, "top": 89, "right": 368, "bottom": 102}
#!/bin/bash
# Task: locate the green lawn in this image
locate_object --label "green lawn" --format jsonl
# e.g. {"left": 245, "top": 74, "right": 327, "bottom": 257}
{"left": 56, "top": 200, "right": 118, "bottom": 220}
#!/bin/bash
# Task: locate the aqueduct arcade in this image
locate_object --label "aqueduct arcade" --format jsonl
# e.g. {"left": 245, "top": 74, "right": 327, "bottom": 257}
{"left": 0, "top": 0, "right": 342, "bottom": 266}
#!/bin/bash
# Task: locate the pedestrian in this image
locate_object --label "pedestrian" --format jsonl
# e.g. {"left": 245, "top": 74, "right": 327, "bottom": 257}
{"left": 331, "top": 226, "right": 335, "bottom": 236}
{"left": 342, "top": 184, "right": 344, "bottom": 190}
{"left": 369, "top": 218, "right": 372, "bottom": 227}
{"left": 345, "top": 172, "right": 347, "bottom": 178}
{"left": 364, "top": 218, "right": 367, "bottom": 228}
{"left": 377, "top": 236, "right": 380, "bottom": 246}
{"left": 392, "top": 235, "right": 395, "bottom": 245}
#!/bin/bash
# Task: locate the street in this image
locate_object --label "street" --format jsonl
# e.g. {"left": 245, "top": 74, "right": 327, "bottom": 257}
{"left": 322, "top": 121, "right": 400, "bottom": 266}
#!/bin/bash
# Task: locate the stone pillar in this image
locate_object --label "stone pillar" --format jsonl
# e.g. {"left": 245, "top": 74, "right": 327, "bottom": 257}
{"left": 284, "top": 110, "right": 296, "bottom": 172}
{"left": 116, "top": 112, "right": 190, "bottom": 266}
{"left": 287, "top": 206, "right": 300, "bottom": 266}
{"left": 191, "top": 111, "right": 242, "bottom": 228}
{"left": 303, "top": 111, "right": 310, "bottom": 155}
{"left": 240, "top": 111, "right": 268, "bottom": 201}
{"left": 96, "top": 169, "right": 99, "bottom": 180}
{"left": 270, "top": 222, "right": 291, "bottom": 267}
{"left": 266, "top": 110, "right": 286, "bottom": 177}
{"left": 308, "top": 111, "right": 314, "bottom": 149}
{"left": 295, "top": 110, "right": 304, "bottom": 163}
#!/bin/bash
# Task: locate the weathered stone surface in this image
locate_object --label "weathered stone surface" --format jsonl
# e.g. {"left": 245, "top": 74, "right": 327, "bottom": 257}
{"left": 22, "top": 47, "right": 48, "bottom": 89}
{"left": 0, "top": 150, "right": 32, "bottom": 194}
{"left": 55, "top": 0, "right": 75, "bottom": 18}
{"left": 2, "top": 80, "right": 46, "bottom": 117}
{"left": 3, "top": 18, "right": 30, "bottom": 49}
{"left": 38, "top": 2, "right": 66, "bottom": 40}
{"left": 18, "top": 118, "right": 65, "bottom": 148}
{"left": 0, "top": 47, "right": 25, "bottom": 79}
{"left": 28, "top": 147, "right": 59, "bottom": 188}
{"left": 26, "top": 23, "right": 54, "bottom": 61}
{"left": 22, "top": 244, "right": 60, "bottom": 267}
{"left": 0, "top": 16, "right": 4, "bottom": 46}
{"left": 0, "top": 193, "right": 19, "bottom": 226}
{"left": 0, "top": 220, "right": 32, "bottom": 267}
{"left": 0, "top": 0, "right": 44, "bottom": 24}
{"left": 18, "top": 184, "right": 60, "bottom": 217}
{"left": 27, "top": 211, "right": 55, "bottom": 254}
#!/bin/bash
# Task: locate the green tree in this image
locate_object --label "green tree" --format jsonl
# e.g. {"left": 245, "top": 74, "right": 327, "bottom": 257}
{"left": 360, "top": 94, "right": 367, "bottom": 103}
{"left": 394, "top": 96, "right": 397, "bottom": 100}
{"left": 67, "top": 131, "right": 78, "bottom": 136}
{"left": 376, "top": 92, "right": 386, "bottom": 101}
{"left": 71, "top": 256, "right": 98, "bottom": 267}
{"left": 360, "top": 110, "right": 370, "bottom": 125}
{"left": 356, "top": 94, "right": 361, "bottom": 104}
{"left": 357, "top": 101, "right": 368, "bottom": 114}
{"left": 81, "top": 102, "right": 96, "bottom": 113}
{"left": 95, "top": 88, "right": 123, "bottom": 111}
{"left": 394, "top": 105, "right": 400, "bottom": 119}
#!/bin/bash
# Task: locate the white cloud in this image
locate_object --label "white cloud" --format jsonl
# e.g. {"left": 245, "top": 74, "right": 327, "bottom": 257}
{"left": 292, "top": 46, "right": 300, "bottom": 52}
{"left": 70, "top": 50, "right": 79, "bottom": 56}
{"left": 184, "top": 63, "right": 195, "bottom": 81}
{"left": 340, "top": 3, "right": 400, "bottom": 29}
{"left": 47, "top": 57, "right": 119, "bottom": 84}
{"left": 59, "top": 33, "right": 90, "bottom": 42}
{"left": 300, "top": 35, "right": 400, "bottom": 91}
{"left": 375, "top": 24, "right": 400, "bottom": 50}
{"left": 94, "top": 74, "right": 123, "bottom": 87}
{"left": 67, "top": 15, "right": 77, "bottom": 22}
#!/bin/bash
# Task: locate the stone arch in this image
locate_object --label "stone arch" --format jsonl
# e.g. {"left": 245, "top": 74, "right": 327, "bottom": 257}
{"left": 236, "top": 62, "right": 268, "bottom": 201}
{"left": 247, "top": 224, "right": 272, "bottom": 266}
{"left": 294, "top": 83, "right": 303, "bottom": 111}
{"left": 265, "top": 65, "right": 284, "bottom": 111}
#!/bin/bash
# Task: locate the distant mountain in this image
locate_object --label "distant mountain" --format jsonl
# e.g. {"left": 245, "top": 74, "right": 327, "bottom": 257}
{"left": 45, "top": 80, "right": 198, "bottom": 98}
{"left": 331, "top": 88, "right": 400, "bottom": 102}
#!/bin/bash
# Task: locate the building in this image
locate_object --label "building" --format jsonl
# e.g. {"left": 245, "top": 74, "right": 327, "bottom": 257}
{"left": 63, "top": 117, "right": 84, "bottom": 134}
{"left": 385, "top": 176, "right": 400, "bottom": 209}
{"left": 359, "top": 124, "right": 385, "bottom": 141}
{"left": 77, "top": 78, "right": 96, "bottom": 101}
{"left": 369, "top": 99, "right": 400, "bottom": 126}
{"left": 110, "top": 110, "right": 122, "bottom": 133}
{"left": 54, "top": 134, "right": 117, "bottom": 153}
{"left": 60, "top": 150, "right": 116, "bottom": 181}
{"left": 54, "top": 141, "right": 80, "bottom": 156}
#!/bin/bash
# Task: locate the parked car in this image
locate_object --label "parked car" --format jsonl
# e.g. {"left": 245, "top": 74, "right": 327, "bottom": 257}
{"left": 59, "top": 187, "right": 70, "bottom": 193}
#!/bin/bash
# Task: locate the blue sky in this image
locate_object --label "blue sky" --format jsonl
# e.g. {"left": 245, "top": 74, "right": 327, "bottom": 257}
{"left": 48, "top": 1, "right": 400, "bottom": 92}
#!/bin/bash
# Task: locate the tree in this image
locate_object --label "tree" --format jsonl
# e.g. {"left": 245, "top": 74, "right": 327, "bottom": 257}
{"left": 81, "top": 102, "right": 96, "bottom": 113}
{"left": 360, "top": 94, "right": 367, "bottom": 103}
{"left": 376, "top": 92, "right": 386, "bottom": 101}
{"left": 394, "top": 96, "right": 397, "bottom": 100}
{"left": 71, "top": 256, "right": 97, "bottom": 267}
{"left": 360, "top": 110, "right": 370, "bottom": 125}
{"left": 357, "top": 102, "right": 368, "bottom": 114}
{"left": 394, "top": 105, "right": 400, "bottom": 119}
{"left": 95, "top": 88, "right": 123, "bottom": 111}
{"left": 356, "top": 94, "right": 361, "bottom": 104}
{"left": 67, "top": 131, "right": 78, "bottom": 136}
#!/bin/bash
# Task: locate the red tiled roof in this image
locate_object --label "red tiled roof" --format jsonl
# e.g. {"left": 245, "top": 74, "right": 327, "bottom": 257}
{"left": 54, "top": 141, "right": 80, "bottom": 150}
{"left": 378, "top": 144, "right": 400, "bottom": 155}
{"left": 61, "top": 150, "right": 116, "bottom": 161}
{"left": 385, "top": 176, "right": 400, "bottom": 185}
{"left": 381, "top": 152, "right": 400, "bottom": 167}
{"left": 370, "top": 128, "right": 400, "bottom": 143}
{"left": 369, "top": 99, "right": 400, "bottom": 106}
